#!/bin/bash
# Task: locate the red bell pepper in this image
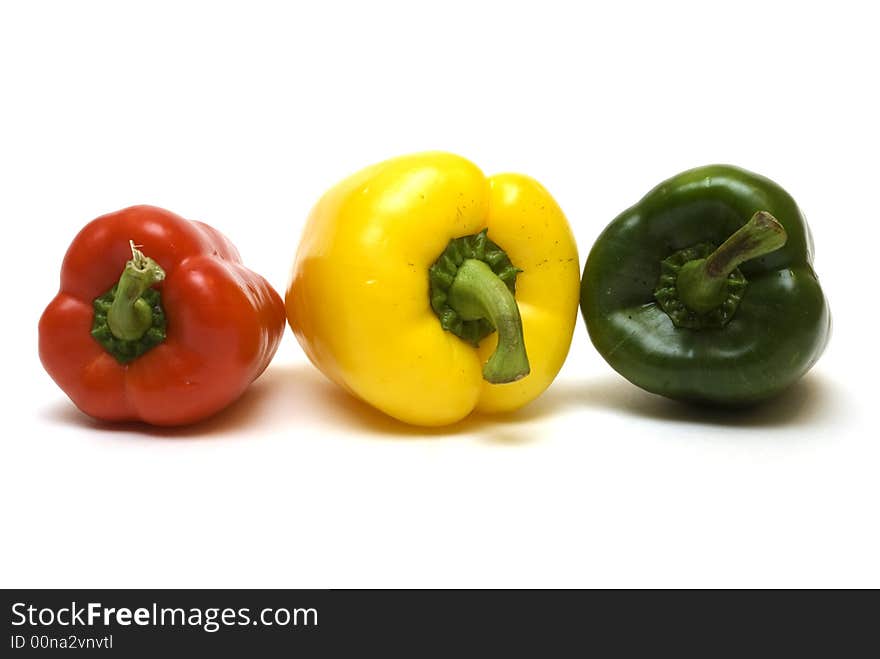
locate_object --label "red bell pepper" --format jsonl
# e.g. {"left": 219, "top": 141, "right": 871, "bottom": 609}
{"left": 39, "top": 205, "right": 286, "bottom": 426}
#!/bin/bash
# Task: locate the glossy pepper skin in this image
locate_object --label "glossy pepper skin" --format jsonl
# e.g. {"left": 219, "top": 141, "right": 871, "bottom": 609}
{"left": 287, "top": 152, "right": 580, "bottom": 426}
{"left": 39, "top": 205, "right": 286, "bottom": 425}
{"left": 581, "top": 165, "right": 830, "bottom": 405}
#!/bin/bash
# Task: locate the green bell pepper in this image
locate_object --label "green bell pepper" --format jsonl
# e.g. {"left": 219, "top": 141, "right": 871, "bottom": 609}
{"left": 580, "top": 165, "right": 830, "bottom": 405}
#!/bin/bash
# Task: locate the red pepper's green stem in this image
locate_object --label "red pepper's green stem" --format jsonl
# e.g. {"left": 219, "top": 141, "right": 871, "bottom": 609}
{"left": 447, "top": 258, "right": 530, "bottom": 383}
{"left": 676, "top": 211, "right": 787, "bottom": 314}
{"left": 107, "top": 241, "right": 166, "bottom": 341}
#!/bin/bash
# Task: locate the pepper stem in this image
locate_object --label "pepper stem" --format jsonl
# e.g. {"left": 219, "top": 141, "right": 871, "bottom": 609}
{"left": 106, "top": 241, "right": 166, "bottom": 341}
{"left": 676, "top": 211, "right": 787, "bottom": 314}
{"left": 446, "top": 258, "right": 530, "bottom": 384}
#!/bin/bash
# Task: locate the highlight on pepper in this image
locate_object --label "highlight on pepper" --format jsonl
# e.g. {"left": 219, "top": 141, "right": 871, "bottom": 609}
{"left": 39, "top": 205, "right": 287, "bottom": 426}
{"left": 580, "top": 164, "right": 830, "bottom": 405}
{"left": 286, "top": 151, "right": 581, "bottom": 426}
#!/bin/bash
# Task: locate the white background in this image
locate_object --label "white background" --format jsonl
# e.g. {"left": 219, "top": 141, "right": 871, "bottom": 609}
{"left": 1, "top": 1, "right": 876, "bottom": 588}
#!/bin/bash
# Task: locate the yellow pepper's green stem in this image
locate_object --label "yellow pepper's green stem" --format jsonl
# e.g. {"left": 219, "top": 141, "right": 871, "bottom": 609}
{"left": 447, "top": 258, "right": 530, "bottom": 383}
{"left": 107, "top": 241, "right": 166, "bottom": 341}
{"left": 676, "top": 211, "right": 787, "bottom": 314}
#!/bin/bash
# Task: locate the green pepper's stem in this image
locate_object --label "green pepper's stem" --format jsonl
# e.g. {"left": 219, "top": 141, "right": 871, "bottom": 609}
{"left": 106, "top": 241, "right": 166, "bottom": 341}
{"left": 676, "top": 211, "right": 787, "bottom": 314}
{"left": 446, "top": 258, "right": 530, "bottom": 383}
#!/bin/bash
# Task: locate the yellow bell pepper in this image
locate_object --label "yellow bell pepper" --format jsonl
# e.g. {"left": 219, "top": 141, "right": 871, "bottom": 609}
{"left": 286, "top": 152, "right": 580, "bottom": 426}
